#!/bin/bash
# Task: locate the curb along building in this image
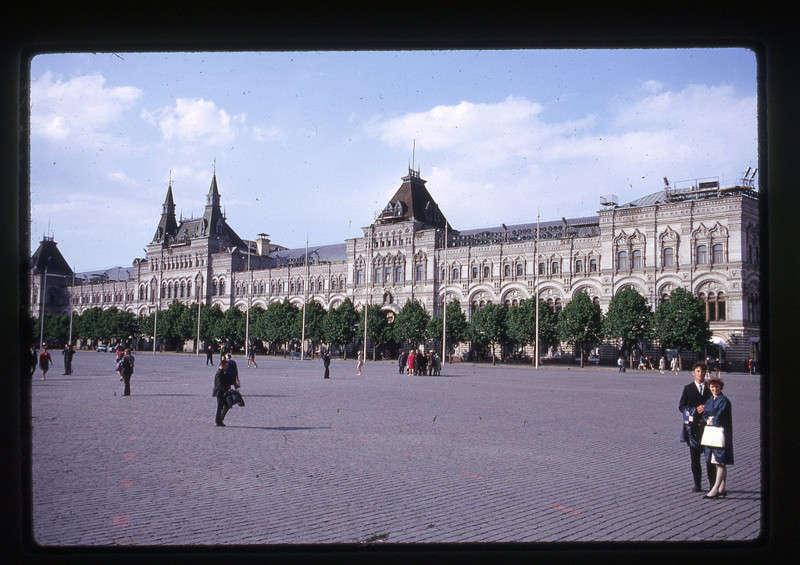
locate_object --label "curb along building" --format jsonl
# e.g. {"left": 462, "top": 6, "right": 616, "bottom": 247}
{"left": 31, "top": 167, "right": 761, "bottom": 368}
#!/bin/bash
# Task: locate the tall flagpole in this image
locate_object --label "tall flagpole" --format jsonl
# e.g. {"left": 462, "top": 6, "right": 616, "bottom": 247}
{"left": 301, "top": 236, "right": 308, "bottom": 360}
{"left": 246, "top": 243, "right": 252, "bottom": 357}
{"left": 196, "top": 277, "right": 202, "bottom": 355}
{"left": 153, "top": 248, "right": 162, "bottom": 355}
{"left": 68, "top": 265, "right": 75, "bottom": 345}
{"left": 535, "top": 208, "right": 540, "bottom": 369}
{"left": 442, "top": 223, "right": 448, "bottom": 363}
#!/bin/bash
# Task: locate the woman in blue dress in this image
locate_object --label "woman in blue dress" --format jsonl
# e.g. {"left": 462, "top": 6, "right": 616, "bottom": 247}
{"left": 702, "top": 377, "right": 734, "bottom": 499}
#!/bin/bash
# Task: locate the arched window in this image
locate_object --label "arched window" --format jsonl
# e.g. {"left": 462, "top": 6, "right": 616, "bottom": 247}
{"left": 712, "top": 244, "right": 724, "bottom": 264}
{"left": 517, "top": 263, "right": 524, "bottom": 277}
{"left": 632, "top": 250, "right": 642, "bottom": 269}
{"left": 704, "top": 292, "right": 727, "bottom": 322}
{"left": 504, "top": 264, "right": 511, "bottom": 277}
{"left": 180, "top": 281, "right": 185, "bottom": 298}
{"left": 212, "top": 280, "right": 218, "bottom": 296}
{"left": 696, "top": 245, "right": 707, "bottom": 265}
{"left": 575, "top": 260, "right": 583, "bottom": 273}
{"left": 161, "top": 283, "right": 167, "bottom": 299}
{"left": 356, "top": 269, "right": 364, "bottom": 285}
{"left": 484, "top": 266, "right": 490, "bottom": 279}
{"left": 589, "top": 258, "right": 598, "bottom": 272}
{"left": 472, "top": 266, "right": 479, "bottom": 280}
{"left": 416, "top": 264, "right": 425, "bottom": 281}
{"left": 452, "top": 267, "right": 460, "bottom": 280}
{"left": 219, "top": 279, "right": 225, "bottom": 295}
{"left": 552, "top": 261, "right": 559, "bottom": 274}
{"left": 662, "top": 248, "right": 674, "bottom": 267}
{"left": 617, "top": 251, "right": 628, "bottom": 270}
{"left": 555, "top": 298, "right": 562, "bottom": 312}
{"left": 538, "top": 262, "right": 545, "bottom": 275}
{"left": 298, "top": 281, "right": 303, "bottom": 294}
{"left": 187, "top": 281, "right": 192, "bottom": 297}
{"left": 395, "top": 267, "right": 403, "bottom": 283}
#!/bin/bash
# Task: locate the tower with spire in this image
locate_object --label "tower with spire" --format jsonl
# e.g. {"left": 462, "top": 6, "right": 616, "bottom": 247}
{"left": 152, "top": 179, "right": 179, "bottom": 244}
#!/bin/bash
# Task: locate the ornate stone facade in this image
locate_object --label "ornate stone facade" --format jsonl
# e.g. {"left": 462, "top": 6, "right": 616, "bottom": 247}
{"left": 31, "top": 168, "right": 761, "bottom": 366}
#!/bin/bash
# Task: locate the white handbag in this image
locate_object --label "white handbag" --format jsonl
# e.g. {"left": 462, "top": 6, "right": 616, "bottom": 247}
{"left": 700, "top": 425, "right": 725, "bottom": 448}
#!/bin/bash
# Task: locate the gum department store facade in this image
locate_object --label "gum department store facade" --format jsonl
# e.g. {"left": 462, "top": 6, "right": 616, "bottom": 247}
{"left": 30, "top": 167, "right": 762, "bottom": 368}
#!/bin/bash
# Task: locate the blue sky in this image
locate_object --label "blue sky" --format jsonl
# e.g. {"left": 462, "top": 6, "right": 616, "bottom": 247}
{"left": 29, "top": 49, "right": 757, "bottom": 271}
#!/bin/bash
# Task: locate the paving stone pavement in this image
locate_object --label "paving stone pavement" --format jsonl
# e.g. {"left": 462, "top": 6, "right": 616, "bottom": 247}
{"left": 29, "top": 351, "right": 763, "bottom": 547}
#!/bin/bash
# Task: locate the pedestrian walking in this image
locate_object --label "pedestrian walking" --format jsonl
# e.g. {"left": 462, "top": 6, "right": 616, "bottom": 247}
{"left": 398, "top": 350, "right": 406, "bottom": 374}
{"left": 29, "top": 344, "right": 38, "bottom": 378}
{"left": 119, "top": 349, "right": 135, "bottom": 396}
{"left": 226, "top": 353, "right": 240, "bottom": 388}
{"left": 678, "top": 362, "right": 716, "bottom": 493}
{"left": 213, "top": 359, "right": 235, "bottom": 427}
{"left": 356, "top": 350, "right": 364, "bottom": 376}
{"left": 432, "top": 352, "right": 441, "bottom": 376}
{"left": 323, "top": 350, "right": 331, "bottom": 379}
{"left": 671, "top": 357, "right": 679, "bottom": 374}
{"left": 407, "top": 349, "right": 416, "bottom": 375}
{"left": 206, "top": 345, "right": 214, "bottom": 365}
{"left": 747, "top": 357, "right": 755, "bottom": 375}
{"left": 247, "top": 347, "right": 258, "bottom": 368}
{"left": 62, "top": 344, "right": 75, "bottom": 375}
{"left": 617, "top": 356, "right": 626, "bottom": 373}
{"left": 659, "top": 355, "right": 666, "bottom": 374}
{"left": 702, "top": 377, "right": 734, "bottom": 499}
{"left": 39, "top": 346, "right": 52, "bottom": 380}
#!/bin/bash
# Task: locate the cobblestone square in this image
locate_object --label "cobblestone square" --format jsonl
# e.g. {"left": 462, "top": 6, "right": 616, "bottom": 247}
{"left": 29, "top": 351, "right": 763, "bottom": 547}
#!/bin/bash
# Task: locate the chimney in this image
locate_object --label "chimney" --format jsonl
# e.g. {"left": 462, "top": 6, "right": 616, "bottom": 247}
{"left": 256, "top": 233, "right": 270, "bottom": 256}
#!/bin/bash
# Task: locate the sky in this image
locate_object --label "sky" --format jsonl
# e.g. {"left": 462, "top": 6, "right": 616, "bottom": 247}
{"left": 28, "top": 49, "right": 758, "bottom": 271}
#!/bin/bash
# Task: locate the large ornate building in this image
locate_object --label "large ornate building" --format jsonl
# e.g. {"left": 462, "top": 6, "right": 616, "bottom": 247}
{"left": 31, "top": 167, "right": 761, "bottom": 367}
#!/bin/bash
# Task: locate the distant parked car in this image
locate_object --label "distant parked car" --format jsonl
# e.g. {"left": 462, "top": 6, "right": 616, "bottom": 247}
{"left": 96, "top": 344, "right": 108, "bottom": 352}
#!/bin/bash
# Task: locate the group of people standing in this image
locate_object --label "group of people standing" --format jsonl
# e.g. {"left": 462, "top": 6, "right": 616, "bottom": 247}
{"left": 29, "top": 343, "right": 77, "bottom": 379}
{"left": 679, "top": 361, "right": 734, "bottom": 499}
{"left": 397, "top": 349, "right": 441, "bottom": 376}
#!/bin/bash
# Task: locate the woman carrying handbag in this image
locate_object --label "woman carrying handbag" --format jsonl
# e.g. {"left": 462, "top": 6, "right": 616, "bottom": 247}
{"left": 701, "top": 377, "right": 734, "bottom": 499}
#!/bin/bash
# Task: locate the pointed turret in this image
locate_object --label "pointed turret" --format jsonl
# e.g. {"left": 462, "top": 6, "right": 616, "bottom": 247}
{"left": 202, "top": 174, "right": 224, "bottom": 237}
{"left": 152, "top": 182, "right": 179, "bottom": 244}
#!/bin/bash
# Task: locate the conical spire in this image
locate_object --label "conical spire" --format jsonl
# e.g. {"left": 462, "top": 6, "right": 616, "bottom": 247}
{"left": 153, "top": 179, "right": 179, "bottom": 243}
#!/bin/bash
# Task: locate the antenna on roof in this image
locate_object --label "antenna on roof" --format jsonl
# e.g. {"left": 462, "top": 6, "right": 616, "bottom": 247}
{"left": 213, "top": 158, "right": 216, "bottom": 175}
{"left": 663, "top": 177, "right": 670, "bottom": 188}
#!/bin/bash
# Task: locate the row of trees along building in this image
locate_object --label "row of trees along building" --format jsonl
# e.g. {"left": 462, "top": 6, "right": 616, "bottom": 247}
{"left": 31, "top": 285, "right": 710, "bottom": 369}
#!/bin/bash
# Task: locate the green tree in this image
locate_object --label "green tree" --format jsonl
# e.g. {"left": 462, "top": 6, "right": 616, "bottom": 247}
{"left": 261, "top": 300, "right": 299, "bottom": 355}
{"left": 157, "top": 302, "right": 190, "bottom": 345}
{"left": 557, "top": 291, "right": 603, "bottom": 367}
{"left": 323, "top": 298, "right": 359, "bottom": 358}
{"left": 33, "top": 313, "right": 71, "bottom": 348}
{"left": 359, "top": 303, "right": 392, "bottom": 360}
{"left": 75, "top": 307, "right": 107, "bottom": 343}
{"left": 653, "top": 287, "right": 712, "bottom": 370}
{"left": 300, "top": 301, "right": 327, "bottom": 357}
{"left": 138, "top": 312, "right": 155, "bottom": 338}
{"left": 505, "top": 298, "right": 560, "bottom": 363}
{"left": 217, "top": 305, "right": 246, "bottom": 349}
{"left": 245, "top": 305, "right": 267, "bottom": 349}
{"left": 393, "top": 299, "right": 431, "bottom": 352}
{"left": 470, "top": 302, "right": 508, "bottom": 364}
{"left": 603, "top": 287, "right": 654, "bottom": 368}
{"left": 200, "top": 304, "right": 225, "bottom": 344}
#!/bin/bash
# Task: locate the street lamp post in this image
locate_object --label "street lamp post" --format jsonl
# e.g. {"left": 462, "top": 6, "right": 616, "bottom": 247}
{"left": 38, "top": 257, "right": 51, "bottom": 349}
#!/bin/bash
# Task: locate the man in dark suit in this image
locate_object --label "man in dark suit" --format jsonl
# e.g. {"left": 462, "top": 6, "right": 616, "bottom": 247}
{"left": 213, "top": 360, "right": 235, "bottom": 426}
{"left": 679, "top": 361, "right": 717, "bottom": 492}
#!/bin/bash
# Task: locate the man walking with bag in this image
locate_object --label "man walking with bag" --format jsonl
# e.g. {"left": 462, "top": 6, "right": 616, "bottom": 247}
{"left": 678, "top": 362, "right": 716, "bottom": 492}
{"left": 213, "top": 359, "right": 235, "bottom": 426}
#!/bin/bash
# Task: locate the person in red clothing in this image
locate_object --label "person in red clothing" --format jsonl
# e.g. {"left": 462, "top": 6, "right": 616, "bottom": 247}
{"left": 39, "top": 346, "right": 52, "bottom": 380}
{"left": 406, "top": 350, "right": 416, "bottom": 375}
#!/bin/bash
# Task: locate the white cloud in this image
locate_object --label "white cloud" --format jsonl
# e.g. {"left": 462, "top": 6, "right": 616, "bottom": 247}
{"left": 252, "top": 125, "right": 284, "bottom": 142}
{"left": 31, "top": 71, "right": 142, "bottom": 141}
{"left": 142, "top": 98, "right": 240, "bottom": 145}
{"left": 107, "top": 171, "right": 139, "bottom": 185}
{"left": 365, "top": 83, "right": 756, "bottom": 229}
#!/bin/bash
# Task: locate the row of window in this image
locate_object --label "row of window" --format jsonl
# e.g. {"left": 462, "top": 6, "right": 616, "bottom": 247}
{"left": 72, "top": 291, "right": 135, "bottom": 304}
{"left": 149, "top": 254, "right": 206, "bottom": 272}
